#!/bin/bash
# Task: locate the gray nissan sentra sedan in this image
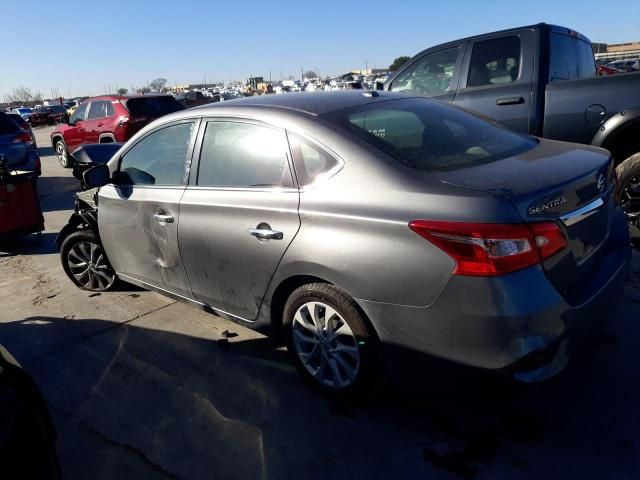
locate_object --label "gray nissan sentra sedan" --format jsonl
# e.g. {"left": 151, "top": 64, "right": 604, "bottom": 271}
{"left": 58, "top": 91, "right": 631, "bottom": 395}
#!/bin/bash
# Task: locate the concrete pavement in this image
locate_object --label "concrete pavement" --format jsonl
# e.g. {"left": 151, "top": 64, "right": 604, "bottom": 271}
{"left": 1, "top": 125, "right": 639, "bottom": 479}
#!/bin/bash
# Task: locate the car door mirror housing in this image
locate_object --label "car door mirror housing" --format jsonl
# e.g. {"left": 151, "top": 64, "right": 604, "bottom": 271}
{"left": 83, "top": 164, "right": 110, "bottom": 188}
{"left": 375, "top": 81, "right": 385, "bottom": 91}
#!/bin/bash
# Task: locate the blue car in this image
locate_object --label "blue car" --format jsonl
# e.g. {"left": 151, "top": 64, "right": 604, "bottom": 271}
{"left": 0, "top": 112, "right": 41, "bottom": 175}
{"left": 11, "top": 107, "right": 33, "bottom": 121}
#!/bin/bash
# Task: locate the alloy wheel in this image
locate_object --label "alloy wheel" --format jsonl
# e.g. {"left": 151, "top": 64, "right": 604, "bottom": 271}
{"left": 67, "top": 241, "right": 115, "bottom": 291}
{"left": 292, "top": 301, "right": 361, "bottom": 389}
{"left": 620, "top": 174, "right": 640, "bottom": 228}
{"left": 56, "top": 142, "right": 68, "bottom": 167}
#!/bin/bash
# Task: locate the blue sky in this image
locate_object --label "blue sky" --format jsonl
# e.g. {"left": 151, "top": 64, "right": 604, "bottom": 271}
{"left": 2, "top": 0, "right": 638, "bottom": 98}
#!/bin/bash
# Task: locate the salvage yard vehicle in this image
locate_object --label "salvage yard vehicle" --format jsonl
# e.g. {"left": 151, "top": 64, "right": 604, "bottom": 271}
{"left": 50, "top": 94, "right": 184, "bottom": 168}
{"left": 382, "top": 23, "right": 640, "bottom": 233}
{"left": 57, "top": 91, "right": 631, "bottom": 395}
{"left": 0, "top": 111, "right": 40, "bottom": 175}
{"left": 28, "top": 105, "right": 67, "bottom": 126}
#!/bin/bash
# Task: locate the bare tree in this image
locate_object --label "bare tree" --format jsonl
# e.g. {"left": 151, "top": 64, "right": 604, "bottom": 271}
{"left": 4, "top": 86, "right": 37, "bottom": 104}
{"left": 303, "top": 70, "right": 318, "bottom": 79}
{"left": 137, "top": 87, "right": 151, "bottom": 94}
{"left": 149, "top": 78, "right": 167, "bottom": 92}
{"left": 117, "top": 88, "right": 128, "bottom": 95}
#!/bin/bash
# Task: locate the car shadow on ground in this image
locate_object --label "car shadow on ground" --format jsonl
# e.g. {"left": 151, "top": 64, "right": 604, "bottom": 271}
{"left": 0, "top": 232, "right": 58, "bottom": 256}
{"left": 1, "top": 310, "right": 638, "bottom": 480}
{"left": 38, "top": 146, "right": 55, "bottom": 157}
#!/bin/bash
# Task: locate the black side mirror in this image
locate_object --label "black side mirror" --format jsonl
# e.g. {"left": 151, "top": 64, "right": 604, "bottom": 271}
{"left": 375, "top": 81, "right": 385, "bottom": 91}
{"left": 83, "top": 164, "right": 110, "bottom": 188}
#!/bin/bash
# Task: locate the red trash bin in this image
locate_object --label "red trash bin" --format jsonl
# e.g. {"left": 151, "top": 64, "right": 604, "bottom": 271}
{"left": 0, "top": 170, "right": 45, "bottom": 240}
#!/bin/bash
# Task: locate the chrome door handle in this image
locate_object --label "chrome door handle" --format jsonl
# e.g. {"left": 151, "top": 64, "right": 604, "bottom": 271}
{"left": 153, "top": 213, "right": 174, "bottom": 224}
{"left": 248, "top": 228, "right": 283, "bottom": 240}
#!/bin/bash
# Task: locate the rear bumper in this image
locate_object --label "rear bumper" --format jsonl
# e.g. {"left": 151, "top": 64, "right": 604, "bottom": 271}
{"left": 356, "top": 214, "right": 631, "bottom": 382}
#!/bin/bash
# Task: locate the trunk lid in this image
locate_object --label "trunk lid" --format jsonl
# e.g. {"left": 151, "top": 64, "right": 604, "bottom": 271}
{"left": 433, "top": 139, "right": 615, "bottom": 302}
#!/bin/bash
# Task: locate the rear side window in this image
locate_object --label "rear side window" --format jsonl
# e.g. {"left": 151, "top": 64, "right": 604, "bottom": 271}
{"left": 326, "top": 99, "right": 536, "bottom": 171}
{"left": 0, "top": 113, "right": 20, "bottom": 134}
{"left": 467, "top": 36, "right": 521, "bottom": 87}
{"left": 118, "top": 122, "right": 194, "bottom": 186}
{"left": 87, "top": 101, "right": 105, "bottom": 119}
{"left": 550, "top": 33, "right": 596, "bottom": 81}
{"left": 288, "top": 133, "right": 340, "bottom": 186}
{"left": 125, "top": 96, "right": 184, "bottom": 117}
{"left": 197, "top": 122, "right": 293, "bottom": 188}
{"left": 391, "top": 47, "right": 460, "bottom": 96}
{"left": 105, "top": 102, "right": 114, "bottom": 116}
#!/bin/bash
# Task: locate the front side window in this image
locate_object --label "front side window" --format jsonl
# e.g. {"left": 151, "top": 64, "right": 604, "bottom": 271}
{"left": 549, "top": 33, "right": 596, "bottom": 81}
{"left": 326, "top": 98, "right": 536, "bottom": 171}
{"left": 197, "top": 122, "right": 293, "bottom": 188}
{"left": 391, "top": 47, "right": 459, "bottom": 96}
{"left": 467, "top": 36, "right": 521, "bottom": 87}
{"left": 71, "top": 103, "right": 88, "bottom": 121}
{"left": 118, "top": 122, "right": 194, "bottom": 186}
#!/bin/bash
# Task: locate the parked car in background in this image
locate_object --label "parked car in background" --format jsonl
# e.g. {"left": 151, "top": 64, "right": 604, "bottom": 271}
{"left": 597, "top": 64, "right": 620, "bottom": 76}
{"left": 6, "top": 112, "right": 37, "bottom": 148}
{"left": 59, "top": 92, "right": 630, "bottom": 395}
{"left": 11, "top": 107, "right": 33, "bottom": 121}
{"left": 50, "top": 94, "right": 184, "bottom": 167}
{"left": 28, "top": 105, "right": 67, "bottom": 126}
{"left": 0, "top": 111, "right": 40, "bottom": 175}
{"left": 607, "top": 59, "right": 639, "bottom": 72}
{"left": 383, "top": 23, "right": 640, "bottom": 233}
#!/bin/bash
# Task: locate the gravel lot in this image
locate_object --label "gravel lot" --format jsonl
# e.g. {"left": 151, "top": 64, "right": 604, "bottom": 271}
{"left": 1, "top": 125, "right": 639, "bottom": 480}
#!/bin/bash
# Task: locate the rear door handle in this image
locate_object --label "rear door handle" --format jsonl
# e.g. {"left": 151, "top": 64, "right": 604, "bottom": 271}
{"left": 97, "top": 122, "right": 104, "bottom": 127}
{"left": 248, "top": 228, "right": 283, "bottom": 240}
{"left": 496, "top": 96, "right": 525, "bottom": 106}
{"left": 153, "top": 213, "right": 174, "bottom": 225}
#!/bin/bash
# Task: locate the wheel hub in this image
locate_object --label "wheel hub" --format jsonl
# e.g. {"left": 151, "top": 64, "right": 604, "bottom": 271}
{"left": 292, "top": 301, "right": 361, "bottom": 389}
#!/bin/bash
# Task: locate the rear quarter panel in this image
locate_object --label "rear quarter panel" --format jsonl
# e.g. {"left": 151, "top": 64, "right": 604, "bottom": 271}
{"left": 543, "top": 72, "right": 640, "bottom": 144}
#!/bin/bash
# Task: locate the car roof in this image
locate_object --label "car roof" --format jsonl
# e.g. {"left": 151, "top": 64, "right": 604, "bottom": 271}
{"left": 191, "top": 91, "right": 410, "bottom": 116}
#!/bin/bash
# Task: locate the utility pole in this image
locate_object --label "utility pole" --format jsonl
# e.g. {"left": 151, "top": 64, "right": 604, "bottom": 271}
{"left": 269, "top": 70, "right": 272, "bottom": 82}
{"left": 301, "top": 66, "right": 304, "bottom": 82}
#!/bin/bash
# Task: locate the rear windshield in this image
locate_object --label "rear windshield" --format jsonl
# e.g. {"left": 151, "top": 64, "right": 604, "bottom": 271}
{"left": 324, "top": 98, "right": 537, "bottom": 171}
{"left": 125, "top": 96, "right": 184, "bottom": 117}
{"left": 7, "top": 114, "right": 28, "bottom": 128}
{"left": 0, "top": 113, "right": 21, "bottom": 134}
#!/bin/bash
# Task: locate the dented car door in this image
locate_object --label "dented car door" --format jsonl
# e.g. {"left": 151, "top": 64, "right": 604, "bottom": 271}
{"left": 98, "top": 120, "right": 198, "bottom": 297}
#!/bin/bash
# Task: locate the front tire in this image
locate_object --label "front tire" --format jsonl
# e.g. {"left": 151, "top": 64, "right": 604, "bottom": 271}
{"left": 616, "top": 153, "right": 640, "bottom": 229}
{"left": 60, "top": 230, "right": 117, "bottom": 291}
{"left": 55, "top": 140, "right": 71, "bottom": 168}
{"left": 283, "top": 283, "right": 380, "bottom": 397}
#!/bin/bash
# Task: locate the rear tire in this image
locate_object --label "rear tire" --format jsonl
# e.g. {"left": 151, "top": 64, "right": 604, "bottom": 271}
{"left": 283, "top": 283, "right": 381, "bottom": 398}
{"left": 55, "top": 140, "right": 71, "bottom": 168}
{"left": 60, "top": 230, "right": 117, "bottom": 291}
{"left": 616, "top": 153, "right": 640, "bottom": 229}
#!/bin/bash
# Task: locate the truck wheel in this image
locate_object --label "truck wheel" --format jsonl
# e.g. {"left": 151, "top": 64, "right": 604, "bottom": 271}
{"left": 60, "top": 230, "right": 117, "bottom": 291}
{"left": 616, "top": 153, "right": 640, "bottom": 229}
{"left": 283, "top": 283, "right": 381, "bottom": 397}
{"left": 55, "top": 140, "right": 71, "bottom": 168}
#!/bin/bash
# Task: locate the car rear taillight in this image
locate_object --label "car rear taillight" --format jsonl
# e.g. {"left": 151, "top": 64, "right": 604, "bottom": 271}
{"left": 117, "top": 116, "right": 129, "bottom": 127}
{"left": 13, "top": 132, "right": 33, "bottom": 145}
{"left": 408, "top": 220, "right": 568, "bottom": 276}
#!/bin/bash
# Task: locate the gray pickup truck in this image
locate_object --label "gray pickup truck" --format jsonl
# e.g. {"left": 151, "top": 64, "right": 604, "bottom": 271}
{"left": 383, "top": 23, "right": 640, "bottom": 231}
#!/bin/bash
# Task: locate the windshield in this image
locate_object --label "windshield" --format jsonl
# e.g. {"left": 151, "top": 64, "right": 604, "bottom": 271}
{"left": 125, "top": 96, "right": 184, "bottom": 117}
{"left": 324, "top": 98, "right": 537, "bottom": 171}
